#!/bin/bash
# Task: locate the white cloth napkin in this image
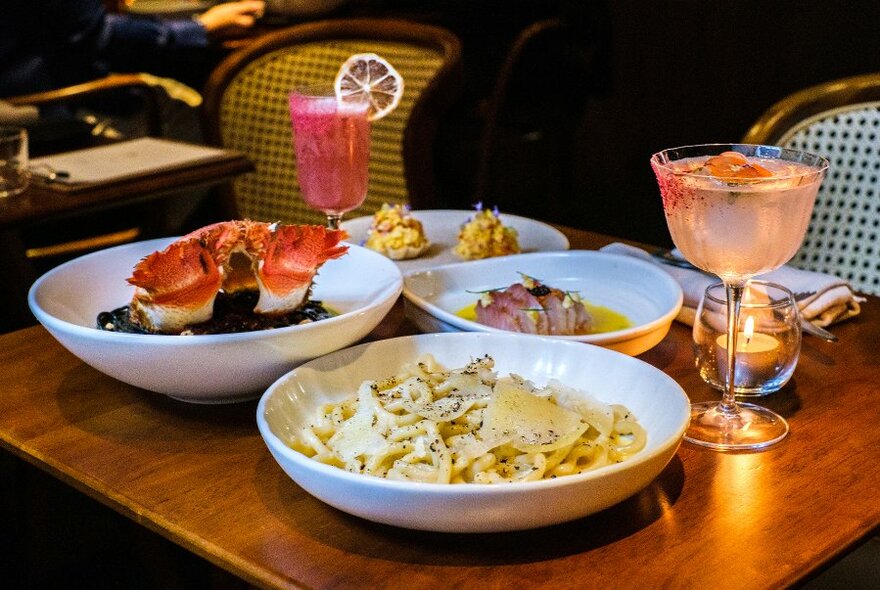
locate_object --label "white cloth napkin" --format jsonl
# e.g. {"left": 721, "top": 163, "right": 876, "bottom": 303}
{"left": 600, "top": 242, "right": 865, "bottom": 327}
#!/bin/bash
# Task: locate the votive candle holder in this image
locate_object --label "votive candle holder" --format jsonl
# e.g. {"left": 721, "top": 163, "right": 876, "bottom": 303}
{"left": 693, "top": 280, "right": 801, "bottom": 396}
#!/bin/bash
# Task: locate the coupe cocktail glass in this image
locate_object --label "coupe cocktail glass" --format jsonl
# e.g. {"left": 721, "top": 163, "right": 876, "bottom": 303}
{"left": 651, "top": 144, "right": 828, "bottom": 450}
{"left": 289, "top": 85, "right": 370, "bottom": 229}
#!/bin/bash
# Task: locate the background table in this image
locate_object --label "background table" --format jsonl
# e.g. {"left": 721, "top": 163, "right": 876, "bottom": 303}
{"left": 0, "top": 147, "right": 253, "bottom": 333}
{"left": 1, "top": 226, "right": 878, "bottom": 589}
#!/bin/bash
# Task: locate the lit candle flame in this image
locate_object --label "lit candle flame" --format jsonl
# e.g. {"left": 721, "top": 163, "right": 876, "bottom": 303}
{"left": 744, "top": 315, "right": 755, "bottom": 346}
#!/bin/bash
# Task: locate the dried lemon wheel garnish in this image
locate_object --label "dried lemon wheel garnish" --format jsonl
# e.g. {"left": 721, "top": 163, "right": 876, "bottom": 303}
{"left": 334, "top": 53, "right": 404, "bottom": 121}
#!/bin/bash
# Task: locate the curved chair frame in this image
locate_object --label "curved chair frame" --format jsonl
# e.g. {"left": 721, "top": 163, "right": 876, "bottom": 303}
{"left": 743, "top": 73, "right": 880, "bottom": 145}
{"left": 471, "top": 17, "right": 598, "bottom": 222}
{"left": 5, "top": 73, "right": 165, "bottom": 136}
{"left": 475, "top": 18, "right": 567, "bottom": 202}
{"left": 202, "top": 18, "right": 463, "bottom": 217}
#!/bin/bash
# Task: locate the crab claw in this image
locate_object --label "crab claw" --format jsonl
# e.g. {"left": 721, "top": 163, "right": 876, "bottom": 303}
{"left": 127, "top": 239, "right": 222, "bottom": 333}
{"left": 254, "top": 225, "right": 349, "bottom": 314}
{"left": 125, "top": 221, "right": 349, "bottom": 333}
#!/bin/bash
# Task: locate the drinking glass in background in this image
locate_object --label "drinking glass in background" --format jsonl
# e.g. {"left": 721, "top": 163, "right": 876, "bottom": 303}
{"left": 0, "top": 126, "right": 29, "bottom": 197}
{"left": 289, "top": 84, "right": 370, "bottom": 229}
{"left": 651, "top": 144, "right": 827, "bottom": 451}
{"left": 694, "top": 281, "right": 801, "bottom": 396}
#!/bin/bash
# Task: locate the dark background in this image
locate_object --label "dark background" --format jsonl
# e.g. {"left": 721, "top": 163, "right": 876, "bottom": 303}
{"left": 367, "top": 0, "right": 880, "bottom": 247}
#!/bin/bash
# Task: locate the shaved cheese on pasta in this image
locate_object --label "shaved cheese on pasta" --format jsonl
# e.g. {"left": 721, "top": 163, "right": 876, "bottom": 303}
{"left": 546, "top": 379, "right": 615, "bottom": 437}
{"left": 327, "top": 383, "right": 387, "bottom": 461}
{"left": 481, "top": 377, "right": 589, "bottom": 452}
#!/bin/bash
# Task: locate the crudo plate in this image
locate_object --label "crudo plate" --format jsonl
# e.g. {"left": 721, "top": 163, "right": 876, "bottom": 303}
{"left": 341, "top": 209, "right": 570, "bottom": 272}
{"left": 257, "top": 332, "right": 690, "bottom": 532}
{"left": 402, "top": 250, "right": 684, "bottom": 356}
{"left": 28, "top": 238, "right": 402, "bottom": 403}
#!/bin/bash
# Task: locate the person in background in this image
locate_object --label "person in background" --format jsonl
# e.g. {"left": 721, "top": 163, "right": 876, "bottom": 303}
{"left": 0, "top": 0, "right": 266, "bottom": 98}
{"left": 0, "top": 0, "right": 266, "bottom": 153}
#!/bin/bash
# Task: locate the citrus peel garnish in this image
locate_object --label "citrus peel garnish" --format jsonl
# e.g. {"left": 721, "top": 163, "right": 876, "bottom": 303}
{"left": 704, "top": 151, "right": 773, "bottom": 180}
{"left": 334, "top": 53, "right": 404, "bottom": 121}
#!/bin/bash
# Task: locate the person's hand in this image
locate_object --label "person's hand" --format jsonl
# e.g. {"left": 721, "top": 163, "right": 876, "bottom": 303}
{"left": 197, "top": 1, "right": 266, "bottom": 38}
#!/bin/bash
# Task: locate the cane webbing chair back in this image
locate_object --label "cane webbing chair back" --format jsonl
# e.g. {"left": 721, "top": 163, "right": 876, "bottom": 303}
{"left": 203, "top": 19, "right": 461, "bottom": 226}
{"left": 743, "top": 73, "right": 880, "bottom": 294}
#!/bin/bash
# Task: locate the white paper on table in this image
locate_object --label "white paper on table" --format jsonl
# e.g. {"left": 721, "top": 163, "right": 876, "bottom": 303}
{"left": 30, "top": 137, "right": 233, "bottom": 185}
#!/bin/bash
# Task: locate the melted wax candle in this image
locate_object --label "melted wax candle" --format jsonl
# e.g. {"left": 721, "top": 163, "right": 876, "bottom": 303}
{"left": 716, "top": 316, "right": 781, "bottom": 386}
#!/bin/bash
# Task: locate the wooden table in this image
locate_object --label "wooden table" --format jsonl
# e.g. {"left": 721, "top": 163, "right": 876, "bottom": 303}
{"left": 0, "top": 150, "right": 252, "bottom": 231}
{"left": 1, "top": 226, "right": 878, "bottom": 589}
{"left": 0, "top": 147, "right": 253, "bottom": 332}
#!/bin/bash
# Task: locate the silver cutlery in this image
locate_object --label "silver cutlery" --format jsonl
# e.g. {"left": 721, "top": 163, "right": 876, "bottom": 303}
{"left": 798, "top": 317, "right": 838, "bottom": 342}
{"left": 29, "top": 163, "right": 70, "bottom": 184}
{"left": 650, "top": 250, "right": 838, "bottom": 342}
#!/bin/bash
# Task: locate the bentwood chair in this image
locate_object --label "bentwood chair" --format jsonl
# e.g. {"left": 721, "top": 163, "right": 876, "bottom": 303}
{"left": 474, "top": 18, "right": 598, "bottom": 223}
{"left": 202, "top": 19, "right": 463, "bottom": 225}
{"left": 743, "top": 73, "right": 880, "bottom": 295}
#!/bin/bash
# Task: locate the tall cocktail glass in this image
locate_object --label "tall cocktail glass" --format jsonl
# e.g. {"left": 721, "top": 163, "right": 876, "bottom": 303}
{"left": 651, "top": 144, "right": 827, "bottom": 450}
{"left": 289, "top": 85, "right": 370, "bottom": 229}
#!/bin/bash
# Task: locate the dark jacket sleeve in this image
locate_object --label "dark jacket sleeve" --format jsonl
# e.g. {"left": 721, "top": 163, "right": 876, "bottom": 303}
{"left": 96, "top": 13, "right": 209, "bottom": 72}
{"left": 0, "top": 0, "right": 210, "bottom": 96}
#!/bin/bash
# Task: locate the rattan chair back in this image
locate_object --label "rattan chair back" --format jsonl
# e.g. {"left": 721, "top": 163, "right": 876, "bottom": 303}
{"left": 203, "top": 19, "right": 462, "bottom": 225}
{"left": 743, "top": 73, "right": 880, "bottom": 294}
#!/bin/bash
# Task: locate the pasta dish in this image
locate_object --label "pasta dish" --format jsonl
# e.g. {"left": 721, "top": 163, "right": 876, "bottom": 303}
{"left": 290, "top": 355, "right": 647, "bottom": 484}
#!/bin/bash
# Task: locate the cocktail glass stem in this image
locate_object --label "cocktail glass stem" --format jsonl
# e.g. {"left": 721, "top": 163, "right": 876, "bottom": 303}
{"left": 720, "top": 281, "right": 744, "bottom": 414}
{"left": 326, "top": 214, "right": 342, "bottom": 230}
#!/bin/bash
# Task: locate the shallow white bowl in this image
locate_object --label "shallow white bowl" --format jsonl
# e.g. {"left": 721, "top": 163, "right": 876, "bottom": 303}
{"left": 28, "top": 238, "right": 402, "bottom": 403}
{"left": 257, "top": 332, "right": 690, "bottom": 532}
{"left": 403, "top": 250, "right": 684, "bottom": 356}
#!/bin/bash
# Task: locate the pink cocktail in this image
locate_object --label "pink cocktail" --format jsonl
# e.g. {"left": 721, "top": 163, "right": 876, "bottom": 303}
{"left": 289, "top": 86, "right": 370, "bottom": 228}
{"left": 651, "top": 144, "right": 827, "bottom": 451}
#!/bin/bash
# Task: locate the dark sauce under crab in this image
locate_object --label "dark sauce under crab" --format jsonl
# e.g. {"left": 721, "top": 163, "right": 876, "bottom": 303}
{"left": 97, "top": 291, "right": 334, "bottom": 335}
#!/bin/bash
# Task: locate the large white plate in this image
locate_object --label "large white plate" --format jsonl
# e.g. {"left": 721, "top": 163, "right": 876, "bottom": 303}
{"left": 403, "top": 250, "right": 683, "bottom": 356}
{"left": 258, "top": 332, "right": 690, "bottom": 532}
{"left": 28, "top": 238, "right": 402, "bottom": 403}
{"left": 341, "top": 209, "right": 570, "bottom": 272}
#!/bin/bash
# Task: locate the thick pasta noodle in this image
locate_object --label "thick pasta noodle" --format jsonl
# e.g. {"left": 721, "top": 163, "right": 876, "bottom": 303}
{"left": 290, "top": 354, "right": 647, "bottom": 484}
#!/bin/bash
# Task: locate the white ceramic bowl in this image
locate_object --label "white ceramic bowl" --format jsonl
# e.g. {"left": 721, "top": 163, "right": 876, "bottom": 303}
{"left": 28, "top": 238, "right": 402, "bottom": 403}
{"left": 257, "top": 332, "right": 690, "bottom": 532}
{"left": 403, "top": 250, "right": 684, "bottom": 356}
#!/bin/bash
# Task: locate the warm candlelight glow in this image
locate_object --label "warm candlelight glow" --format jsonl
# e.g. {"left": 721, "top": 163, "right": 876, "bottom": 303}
{"left": 715, "top": 321, "right": 781, "bottom": 385}
{"left": 716, "top": 325, "right": 779, "bottom": 354}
